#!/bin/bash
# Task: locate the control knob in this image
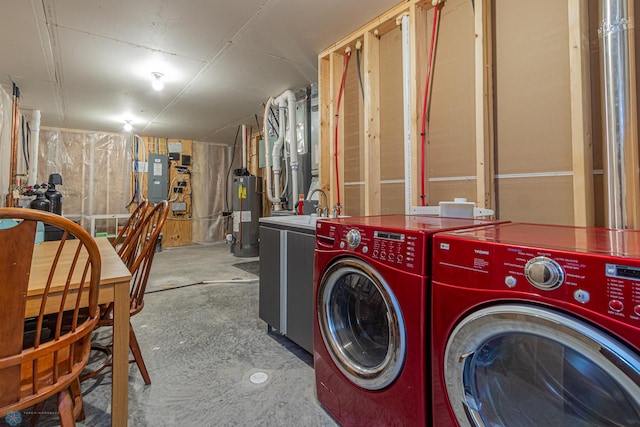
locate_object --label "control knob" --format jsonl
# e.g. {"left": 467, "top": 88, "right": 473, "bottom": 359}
{"left": 524, "top": 256, "right": 564, "bottom": 290}
{"left": 346, "top": 229, "right": 362, "bottom": 249}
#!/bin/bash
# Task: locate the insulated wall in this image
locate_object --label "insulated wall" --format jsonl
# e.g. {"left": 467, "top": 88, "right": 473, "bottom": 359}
{"left": 191, "top": 141, "right": 235, "bottom": 244}
{"left": 379, "top": 26, "right": 405, "bottom": 214}
{"left": 427, "top": 0, "right": 477, "bottom": 206}
{"left": 493, "top": 0, "right": 574, "bottom": 225}
{"left": 38, "top": 128, "right": 131, "bottom": 229}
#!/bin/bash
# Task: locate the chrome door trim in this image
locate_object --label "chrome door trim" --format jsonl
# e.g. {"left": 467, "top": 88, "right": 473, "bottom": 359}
{"left": 444, "top": 304, "right": 640, "bottom": 426}
{"left": 318, "top": 257, "right": 406, "bottom": 390}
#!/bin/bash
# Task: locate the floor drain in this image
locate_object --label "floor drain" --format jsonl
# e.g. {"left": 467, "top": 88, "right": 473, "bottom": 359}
{"left": 249, "top": 372, "right": 269, "bottom": 384}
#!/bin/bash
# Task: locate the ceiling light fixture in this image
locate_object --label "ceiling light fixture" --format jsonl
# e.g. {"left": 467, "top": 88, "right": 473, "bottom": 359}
{"left": 151, "top": 72, "right": 164, "bottom": 91}
{"left": 123, "top": 120, "right": 133, "bottom": 132}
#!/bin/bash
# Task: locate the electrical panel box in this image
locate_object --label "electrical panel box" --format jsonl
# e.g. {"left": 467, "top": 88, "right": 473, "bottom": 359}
{"left": 148, "top": 154, "right": 168, "bottom": 203}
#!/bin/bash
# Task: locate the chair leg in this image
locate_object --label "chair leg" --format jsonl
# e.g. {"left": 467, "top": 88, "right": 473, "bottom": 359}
{"left": 57, "top": 387, "right": 76, "bottom": 427}
{"left": 129, "top": 322, "right": 151, "bottom": 385}
{"left": 69, "top": 377, "right": 85, "bottom": 421}
{"left": 30, "top": 401, "right": 45, "bottom": 427}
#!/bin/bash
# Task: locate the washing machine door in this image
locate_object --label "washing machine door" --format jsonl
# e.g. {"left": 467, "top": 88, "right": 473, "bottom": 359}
{"left": 317, "top": 257, "right": 406, "bottom": 390}
{"left": 444, "top": 304, "right": 640, "bottom": 427}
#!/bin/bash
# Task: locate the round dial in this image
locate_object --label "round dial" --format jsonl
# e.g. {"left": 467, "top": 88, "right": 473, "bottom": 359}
{"left": 524, "top": 256, "right": 564, "bottom": 290}
{"left": 345, "top": 229, "right": 361, "bottom": 249}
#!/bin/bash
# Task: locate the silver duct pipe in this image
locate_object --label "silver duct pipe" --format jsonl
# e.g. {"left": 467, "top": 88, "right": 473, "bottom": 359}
{"left": 599, "top": 0, "right": 634, "bottom": 229}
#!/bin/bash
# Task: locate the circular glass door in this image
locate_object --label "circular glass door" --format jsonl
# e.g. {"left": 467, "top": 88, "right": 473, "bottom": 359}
{"left": 444, "top": 304, "right": 640, "bottom": 426}
{"left": 317, "top": 257, "right": 406, "bottom": 390}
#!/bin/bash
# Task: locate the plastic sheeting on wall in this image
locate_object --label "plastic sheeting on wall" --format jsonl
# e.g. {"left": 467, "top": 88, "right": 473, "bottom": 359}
{"left": 191, "top": 141, "right": 234, "bottom": 244}
{"left": 38, "top": 127, "right": 132, "bottom": 230}
{"left": 0, "top": 85, "right": 12, "bottom": 207}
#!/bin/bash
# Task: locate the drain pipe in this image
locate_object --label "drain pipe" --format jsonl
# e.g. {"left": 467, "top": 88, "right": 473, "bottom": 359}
{"left": 263, "top": 97, "right": 282, "bottom": 209}
{"left": 274, "top": 90, "right": 299, "bottom": 205}
{"left": 272, "top": 106, "right": 286, "bottom": 208}
{"left": 28, "top": 110, "right": 40, "bottom": 185}
{"left": 599, "top": 0, "right": 637, "bottom": 229}
{"left": 285, "top": 91, "right": 299, "bottom": 204}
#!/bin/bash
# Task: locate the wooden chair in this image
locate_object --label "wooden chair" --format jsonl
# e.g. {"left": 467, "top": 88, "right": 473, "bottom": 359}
{"left": 83, "top": 200, "right": 168, "bottom": 385}
{"left": 113, "top": 199, "right": 149, "bottom": 268}
{"left": 0, "top": 208, "right": 101, "bottom": 427}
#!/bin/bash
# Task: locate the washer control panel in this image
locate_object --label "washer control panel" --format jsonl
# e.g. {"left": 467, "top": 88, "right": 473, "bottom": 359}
{"left": 524, "top": 257, "right": 564, "bottom": 290}
{"left": 316, "top": 222, "right": 426, "bottom": 276}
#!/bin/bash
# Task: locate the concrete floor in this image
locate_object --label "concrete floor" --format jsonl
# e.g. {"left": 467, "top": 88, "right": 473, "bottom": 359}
{"left": 32, "top": 242, "right": 338, "bottom": 427}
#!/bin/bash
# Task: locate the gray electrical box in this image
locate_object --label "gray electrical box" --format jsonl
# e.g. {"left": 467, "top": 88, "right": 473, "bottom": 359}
{"left": 148, "top": 154, "right": 168, "bottom": 203}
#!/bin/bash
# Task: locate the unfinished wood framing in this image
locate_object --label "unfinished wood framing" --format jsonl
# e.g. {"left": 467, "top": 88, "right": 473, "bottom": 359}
{"left": 163, "top": 139, "right": 192, "bottom": 248}
{"left": 568, "top": 0, "right": 594, "bottom": 227}
{"left": 318, "top": 0, "right": 639, "bottom": 225}
{"left": 364, "top": 30, "right": 381, "bottom": 215}
{"left": 474, "top": 0, "right": 495, "bottom": 210}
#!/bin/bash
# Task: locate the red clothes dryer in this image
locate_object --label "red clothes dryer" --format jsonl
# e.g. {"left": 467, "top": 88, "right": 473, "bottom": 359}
{"left": 431, "top": 223, "right": 640, "bottom": 426}
{"left": 314, "top": 215, "right": 505, "bottom": 427}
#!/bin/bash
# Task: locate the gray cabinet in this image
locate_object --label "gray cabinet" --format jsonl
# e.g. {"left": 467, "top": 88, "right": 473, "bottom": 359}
{"left": 258, "top": 217, "right": 316, "bottom": 354}
{"left": 258, "top": 226, "right": 281, "bottom": 331}
{"left": 285, "top": 230, "right": 315, "bottom": 354}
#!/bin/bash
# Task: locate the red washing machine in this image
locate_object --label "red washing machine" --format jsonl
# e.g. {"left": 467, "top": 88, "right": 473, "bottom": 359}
{"left": 431, "top": 223, "right": 640, "bottom": 426}
{"left": 314, "top": 215, "right": 505, "bottom": 426}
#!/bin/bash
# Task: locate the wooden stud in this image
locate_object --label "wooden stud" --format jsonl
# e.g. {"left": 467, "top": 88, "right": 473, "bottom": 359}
{"left": 364, "top": 30, "right": 381, "bottom": 215}
{"left": 318, "top": 56, "right": 332, "bottom": 202}
{"left": 475, "top": 0, "right": 496, "bottom": 211}
{"left": 568, "top": 0, "right": 595, "bottom": 226}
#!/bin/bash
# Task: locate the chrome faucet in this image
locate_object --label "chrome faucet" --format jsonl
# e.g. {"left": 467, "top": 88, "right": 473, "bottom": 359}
{"left": 308, "top": 188, "right": 329, "bottom": 217}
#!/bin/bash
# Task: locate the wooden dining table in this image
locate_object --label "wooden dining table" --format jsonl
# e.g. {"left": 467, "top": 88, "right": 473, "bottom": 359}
{"left": 29, "top": 237, "right": 131, "bottom": 427}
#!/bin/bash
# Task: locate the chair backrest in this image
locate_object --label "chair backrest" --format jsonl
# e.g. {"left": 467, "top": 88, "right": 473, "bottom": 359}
{"left": 114, "top": 199, "right": 149, "bottom": 266}
{"left": 120, "top": 200, "right": 169, "bottom": 315}
{"left": 0, "top": 208, "right": 101, "bottom": 415}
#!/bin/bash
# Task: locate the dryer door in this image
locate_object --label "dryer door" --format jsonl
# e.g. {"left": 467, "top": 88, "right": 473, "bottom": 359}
{"left": 444, "top": 304, "right": 640, "bottom": 427}
{"left": 317, "top": 257, "right": 406, "bottom": 390}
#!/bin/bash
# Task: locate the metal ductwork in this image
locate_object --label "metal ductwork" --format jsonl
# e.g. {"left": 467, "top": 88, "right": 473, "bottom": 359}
{"left": 599, "top": 0, "right": 639, "bottom": 229}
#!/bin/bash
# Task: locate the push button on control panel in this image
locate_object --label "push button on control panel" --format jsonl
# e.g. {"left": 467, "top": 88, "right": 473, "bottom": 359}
{"left": 635, "top": 305, "right": 640, "bottom": 317}
{"left": 609, "top": 300, "right": 624, "bottom": 312}
{"left": 504, "top": 276, "right": 517, "bottom": 288}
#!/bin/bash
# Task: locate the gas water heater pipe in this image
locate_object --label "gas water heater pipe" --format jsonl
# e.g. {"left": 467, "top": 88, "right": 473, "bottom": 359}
{"left": 28, "top": 110, "right": 40, "bottom": 185}
{"left": 241, "top": 124, "right": 247, "bottom": 170}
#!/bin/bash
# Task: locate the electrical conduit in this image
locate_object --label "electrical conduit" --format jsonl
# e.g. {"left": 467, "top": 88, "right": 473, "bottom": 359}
{"left": 334, "top": 47, "right": 351, "bottom": 215}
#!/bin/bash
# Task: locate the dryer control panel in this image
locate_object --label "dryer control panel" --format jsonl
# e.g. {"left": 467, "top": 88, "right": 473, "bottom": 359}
{"left": 433, "top": 234, "right": 640, "bottom": 325}
{"left": 315, "top": 221, "right": 427, "bottom": 276}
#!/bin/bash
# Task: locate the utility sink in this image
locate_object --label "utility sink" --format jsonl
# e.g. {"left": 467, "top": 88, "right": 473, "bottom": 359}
{"left": 259, "top": 214, "right": 322, "bottom": 231}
